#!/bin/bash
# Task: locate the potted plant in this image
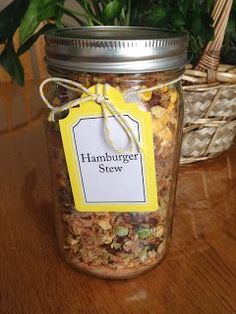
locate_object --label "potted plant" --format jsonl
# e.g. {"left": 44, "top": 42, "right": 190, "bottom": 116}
{"left": 0, "top": 0, "right": 218, "bottom": 85}
{"left": 0, "top": 0, "right": 235, "bottom": 162}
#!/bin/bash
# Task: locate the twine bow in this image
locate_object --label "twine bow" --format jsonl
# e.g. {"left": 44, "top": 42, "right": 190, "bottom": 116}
{"left": 39, "top": 77, "right": 142, "bottom": 153}
{"left": 39, "top": 75, "right": 182, "bottom": 154}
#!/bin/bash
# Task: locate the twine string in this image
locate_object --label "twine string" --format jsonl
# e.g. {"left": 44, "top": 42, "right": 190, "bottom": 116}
{"left": 39, "top": 76, "right": 182, "bottom": 153}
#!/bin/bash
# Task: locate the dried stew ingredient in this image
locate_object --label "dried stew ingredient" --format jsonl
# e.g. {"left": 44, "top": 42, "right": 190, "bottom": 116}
{"left": 48, "top": 71, "right": 182, "bottom": 279}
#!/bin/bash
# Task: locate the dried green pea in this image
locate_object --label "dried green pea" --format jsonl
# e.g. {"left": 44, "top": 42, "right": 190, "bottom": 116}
{"left": 115, "top": 226, "right": 129, "bottom": 237}
{"left": 137, "top": 227, "right": 151, "bottom": 239}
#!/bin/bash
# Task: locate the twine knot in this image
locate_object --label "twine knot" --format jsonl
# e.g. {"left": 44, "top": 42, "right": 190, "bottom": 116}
{"left": 39, "top": 75, "right": 182, "bottom": 154}
{"left": 95, "top": 95, "right": 105, "bottom": 104}
{"left": 39, "top": 77, "right": 143, "bottom": 154}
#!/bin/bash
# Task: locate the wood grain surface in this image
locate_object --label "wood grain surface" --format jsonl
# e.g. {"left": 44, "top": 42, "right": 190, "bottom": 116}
{"left": 0, "top": 82, "right": 236, "bottom": 314}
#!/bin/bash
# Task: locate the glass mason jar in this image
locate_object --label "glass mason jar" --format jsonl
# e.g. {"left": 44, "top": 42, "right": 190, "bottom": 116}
{"left": 41, "top": 27, "right": 188, "bottom": 279}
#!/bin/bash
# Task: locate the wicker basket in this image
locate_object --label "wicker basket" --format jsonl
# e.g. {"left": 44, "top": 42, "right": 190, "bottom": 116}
{"left": 181, "top": 0, "right": 236, "bottom": 164}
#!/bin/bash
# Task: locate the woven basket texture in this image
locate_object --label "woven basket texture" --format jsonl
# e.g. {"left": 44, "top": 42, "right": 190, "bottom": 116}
{"left": 181, "top": 78, "right": 236, "bottom": 164}
{"left": 180, "top": 0, "right": 236, "bottom": 164}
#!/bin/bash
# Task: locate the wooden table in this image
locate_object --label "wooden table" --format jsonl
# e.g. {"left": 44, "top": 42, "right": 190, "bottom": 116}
{"left": 0, "top": 82, "right": 236, "bottom": 314}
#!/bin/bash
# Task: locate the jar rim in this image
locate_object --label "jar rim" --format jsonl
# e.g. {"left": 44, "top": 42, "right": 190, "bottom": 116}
{"left": 44, "top": 26, "right": 188, "bottom": 73}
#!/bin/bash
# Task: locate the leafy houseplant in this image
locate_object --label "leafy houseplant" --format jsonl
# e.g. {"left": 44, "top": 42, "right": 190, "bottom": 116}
{"left": 0, "top": 0, "right": 235, "bottom": 85}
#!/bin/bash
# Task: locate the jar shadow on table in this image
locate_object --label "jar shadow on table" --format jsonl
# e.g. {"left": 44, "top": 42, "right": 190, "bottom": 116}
{"left": 169, "top": 148, "right": 236, "bottom": 260}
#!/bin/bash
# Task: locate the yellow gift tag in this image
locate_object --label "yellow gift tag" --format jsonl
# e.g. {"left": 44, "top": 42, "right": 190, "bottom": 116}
{"left": 59, "top": 84, "right": 158, "bottom": 212}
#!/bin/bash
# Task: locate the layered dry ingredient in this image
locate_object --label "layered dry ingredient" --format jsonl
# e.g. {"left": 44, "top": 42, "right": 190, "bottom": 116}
{"left": 48, "top": 71, "right": 182, "bottom": 278}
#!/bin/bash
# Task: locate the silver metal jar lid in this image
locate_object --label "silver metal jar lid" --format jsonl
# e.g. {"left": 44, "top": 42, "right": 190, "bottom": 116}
{"left": 44, "top": 26, "right": 188, "bottom": 73}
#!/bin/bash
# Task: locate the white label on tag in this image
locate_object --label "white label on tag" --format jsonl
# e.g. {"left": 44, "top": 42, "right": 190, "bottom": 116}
{"left": 73, "top": 115, "right": 146, "bottom": 203}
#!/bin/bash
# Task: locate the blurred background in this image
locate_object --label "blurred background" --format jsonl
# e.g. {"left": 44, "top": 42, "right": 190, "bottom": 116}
{"left": 1, "top": 0, "right": 235, "bottom": 84}
{"left": 0, "top": 0, "right": 45, "bottom": 81}
{"left": 0, "top": 0, "right": 82, "bottom": 82}
{"left": 0, "top": 0, "right": 235, "bottom": 154}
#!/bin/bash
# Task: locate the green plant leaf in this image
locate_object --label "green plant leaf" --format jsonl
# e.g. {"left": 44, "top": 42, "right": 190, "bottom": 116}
{"left": 146, "top": 4, "right": 168, "bottom": 26}
{"left": 17, "top": 23, "right": 56, "bottom": 56}
{"left": 171, "top": 10, "right": 185, "bottom": 28}
{"left": 0, "top": 39, "right": 24, "bottom": 85}
{"left": 0, "top": 0, "right": 29, "bottom": 44}
{"left": 205, "top": 0, "right": 214, "bottom": 13}
{"left": 130, "top": 0, "right": 149, "bottom": 25}
{"left": 177, "top": 0, "right": 189, "bottom": 16}
{"left": 38, "top": 0, "right": 65, "bottom": 21}
{"left": 102, "top": 0, "right": 122, "bottom": 24}
{"left": 19, "top": 0, "right": 40, "bottom": 44}
{"left": 190, "top": 15, "right": 203, "bottom": 35}
{"left": 0, "top": 1, "right": 17, "bottom": 43}
{"left": 37, "top": 2, "right": 59, "bottom": 21}
{"left": 19, "top": 0, "right": 65, "bottom": 44}
{"left": 227, "top": 19, "right": 236, "bottom": 40}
